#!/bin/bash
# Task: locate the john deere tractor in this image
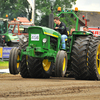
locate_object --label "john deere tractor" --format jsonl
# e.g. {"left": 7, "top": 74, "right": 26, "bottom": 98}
{"left": 0, "top": 17, "right": 19, "bottom": 47}
{"left": 9, "top": 8, "right": 100, "bottom": 80}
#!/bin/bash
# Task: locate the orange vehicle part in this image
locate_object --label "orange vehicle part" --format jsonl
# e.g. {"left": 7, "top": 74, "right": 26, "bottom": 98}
{"left": 8, "top": 17, "right": 33, "bottom": 35}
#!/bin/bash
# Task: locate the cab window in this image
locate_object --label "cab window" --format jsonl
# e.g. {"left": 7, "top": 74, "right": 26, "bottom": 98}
{"left": 14, "top": 25, "right": 18, "bottom": 33}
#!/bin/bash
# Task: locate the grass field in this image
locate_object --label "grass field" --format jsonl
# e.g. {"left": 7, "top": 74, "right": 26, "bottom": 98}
{"left": 0, "top": 61, "right": 8, "bottom": 69}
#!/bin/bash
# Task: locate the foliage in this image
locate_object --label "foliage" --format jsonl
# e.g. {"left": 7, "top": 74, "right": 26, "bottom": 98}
{"left": 39, "top": 15, "right": 49, "bottom": 26}
{"left": 0, "top": 0, "right": 30, "bottom": 20}
{"left": 0, "top": 0, "right": 77, "bottom": 28}
{"left": 35, "top": 0, "right": 77, "bottom": 27}
{"left": 60, "top": 12, "right": 77, "bottom": 31}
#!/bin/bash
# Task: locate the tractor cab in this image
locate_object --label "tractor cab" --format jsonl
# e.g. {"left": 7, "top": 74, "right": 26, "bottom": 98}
{"left": 0, "top": 18, "right": 8, "bottom": 46}
{"left": 8, "top": 17, "right": 33, "bottom": 36}
{"left": 0, "top": 15, "right": 19, "bottom": 47}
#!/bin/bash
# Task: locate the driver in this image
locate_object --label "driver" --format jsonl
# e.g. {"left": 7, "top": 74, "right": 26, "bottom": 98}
{"left": 54, "top": 17, "right": 68, "bottom": 49}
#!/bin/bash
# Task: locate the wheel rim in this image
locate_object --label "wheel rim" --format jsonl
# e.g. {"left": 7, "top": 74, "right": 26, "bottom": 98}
{"left": 26, "top": 55, "right": 28, "bottom": 65}
{"left": 42, "top": 59, "right": 51, "bottom": 71}
{"left": 96, "top": 44, "right": 100, "bottom": 74}
{"left": 63, "top": 58, "right": 66, "bottom": 71}
{"left": 17, "top": 55, "right": 20, "bottom": 68}
{"left": 87, "top": 52, "right": 88, "bottom": 66}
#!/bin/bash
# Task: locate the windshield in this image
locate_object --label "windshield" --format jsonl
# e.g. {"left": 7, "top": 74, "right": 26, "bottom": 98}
{"left": 0, "top": 20, "right": 7, "bottom": 34}
{"left": 8, "top": 25, "right": 14, "bottom": 34}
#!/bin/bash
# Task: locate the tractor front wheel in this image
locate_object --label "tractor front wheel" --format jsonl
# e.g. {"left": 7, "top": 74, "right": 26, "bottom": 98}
{"left": 20, "top": 55, "right": 30, "bottom": 78}
{"left": 55, "top": 50, "right": 67, "bottom": 77}
{"left": 9, "top": 47, "right": 20, "bottom": 74}
{"left": 28, "top": 57, "right": 53, "bottom": 78}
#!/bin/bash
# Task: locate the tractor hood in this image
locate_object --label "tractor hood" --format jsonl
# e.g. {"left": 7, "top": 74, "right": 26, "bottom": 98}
{"left": 5, "top": 34, "right": 19, "bottom": 42}
{"left": 28, "top": 26, "right": 61, "bottom": 38}
{"left": 27, "top": 26, "right": 61, "bottom": 54}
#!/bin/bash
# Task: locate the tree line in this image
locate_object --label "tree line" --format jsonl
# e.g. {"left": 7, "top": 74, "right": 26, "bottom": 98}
{"left": 0, "top": 0, "right": 77, "bottom": 28}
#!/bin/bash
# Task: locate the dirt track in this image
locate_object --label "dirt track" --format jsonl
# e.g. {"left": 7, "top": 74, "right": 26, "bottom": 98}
{"left": 0, "top": 74, "right": 100, "bottom": 100}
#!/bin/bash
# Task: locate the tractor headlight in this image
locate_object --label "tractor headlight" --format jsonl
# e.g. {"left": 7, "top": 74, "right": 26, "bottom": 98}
{"left": 23, "top": 36, "right": 27, "bottom": 42}
{"left": 2, "top": 35, "right": 5, "bottom": 38}
{"left": 42, "top": 38, "right": 47, "bottom": 43}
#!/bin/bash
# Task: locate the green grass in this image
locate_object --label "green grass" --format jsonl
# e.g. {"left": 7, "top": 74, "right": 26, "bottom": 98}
{"left": 0, "top": 61, "right": 9, "bottom": 69}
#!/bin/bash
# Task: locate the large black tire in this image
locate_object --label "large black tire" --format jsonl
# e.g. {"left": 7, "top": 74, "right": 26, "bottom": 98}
{"left": 18, "top": 35, "right": 30, "bottom": 78}
{"left": 7, "top": 41, "right": 19, "bottom": 47}
{"left": 9, "top": 48, "right": 14, "bottom": 74}
{"left": 20, "top": 55, "right": 30, "bottom": 78}
{"left": 18, "top": 35, "right": 28, "bottom": 51}
{"left": 88, "top": 36, "right": 100, "bottom": 80}
{"left": 28, "top": 57, "right": 53, "bottom": 78}
{"left": 71, "top": 36, "right": 92, "bottom": 80}
{"left": 55, "top": 50, "right": 67, "bottom": 77}
{"left": 9, "top": 47, "right": 20, "bottom": 74}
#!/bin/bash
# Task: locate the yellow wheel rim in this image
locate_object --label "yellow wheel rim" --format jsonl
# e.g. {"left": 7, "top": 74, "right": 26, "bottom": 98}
{"left": 96, "top": 44, "right": 100, "bottom": 74}
{"left": 87, "top": 52, "right": 89, "bottom": 66}
{"left": 26, "top": 55, "right": 28, "bottom": 65}
{"left": 42, "top": 59, "right": 51, "bottom": 71}
{"left": 63, "top": 58, "right": 66, "bottom": 71}
{"left": 17, "top": 55, "right": 20, "bottom": 68}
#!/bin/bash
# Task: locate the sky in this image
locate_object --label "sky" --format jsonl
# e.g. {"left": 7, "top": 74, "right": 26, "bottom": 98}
{"left": 72, "top": 0, "right": 100, "bottom": 12}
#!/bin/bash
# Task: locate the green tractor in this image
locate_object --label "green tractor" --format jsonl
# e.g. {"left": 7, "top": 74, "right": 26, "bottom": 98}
{"left": 9, "top": 8, "right": 100, "bottom": 80}
{"left": 0, "top": 17, "right": 19, "bottom": 47}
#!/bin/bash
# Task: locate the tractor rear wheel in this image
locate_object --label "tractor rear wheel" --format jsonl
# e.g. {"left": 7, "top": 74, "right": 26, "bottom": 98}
{"left": 71, "top": 36, "right": 92, "bottom": 80}
{"left": 9, "top": 47, "right": 20, "bottom": 74}
{"left": 88, "top": 36, "right": 100, "bottom": 80}
{"left": 55, "top": 50, "right": 67, "bottom": 77}
{"left": 28, "top": 57, "right": 52, "bottom": 78}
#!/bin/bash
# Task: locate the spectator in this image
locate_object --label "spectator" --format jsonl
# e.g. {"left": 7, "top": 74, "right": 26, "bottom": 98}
{"left": 83, "top": 26, "right": 93, "bottom": 34}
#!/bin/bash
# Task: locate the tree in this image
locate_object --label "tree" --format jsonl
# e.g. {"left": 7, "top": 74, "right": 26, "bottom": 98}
{"left": 35, "top": 0, "right": 77, "bottom": 27}
{"left": 0, "top": 0, "right": 77, "bottom": 29}
{"left": 0, "top": 0, "right": 30, "bottom": 20}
